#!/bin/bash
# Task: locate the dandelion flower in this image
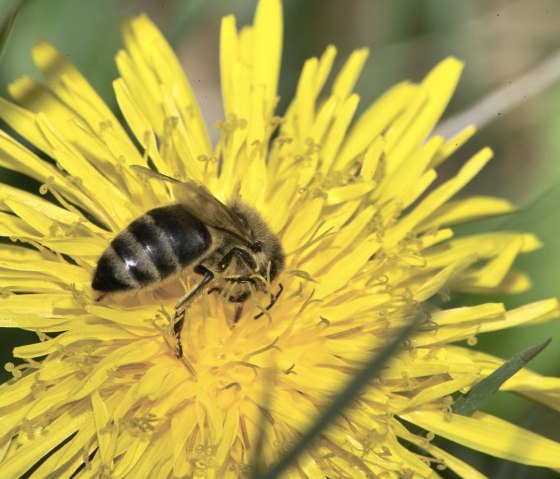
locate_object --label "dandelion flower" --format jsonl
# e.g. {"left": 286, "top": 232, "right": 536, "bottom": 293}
{"left": 1, "top": 1, "right": 560, "bottom": 477}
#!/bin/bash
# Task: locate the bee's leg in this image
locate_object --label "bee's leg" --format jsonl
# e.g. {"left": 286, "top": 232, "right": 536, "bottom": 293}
{"left": 94, "top": 292, "right": 107, "bottom": 302}
{"left": 219, "top": 247, "right": 257, "bottom": 271}
{"left": 172, "top": 309, "right": 186, "bottom": 358}
{"left": 254, "top": 283, "right": 284, "bottom": 320}
{"left": 233, "top": 304, "right": 244, "bottom": 323}
{"left": 174, "top": 266, "right": 214, "bottom": 357}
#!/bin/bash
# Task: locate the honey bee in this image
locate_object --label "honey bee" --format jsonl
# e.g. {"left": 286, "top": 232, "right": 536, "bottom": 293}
{"left": 92, "top": 165, "right": 285, "bottom": 357}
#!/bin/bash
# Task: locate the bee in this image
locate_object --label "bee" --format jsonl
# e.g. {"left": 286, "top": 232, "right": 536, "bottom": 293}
{"left": 92, "top": 165, "right": 285, "bottom": 357}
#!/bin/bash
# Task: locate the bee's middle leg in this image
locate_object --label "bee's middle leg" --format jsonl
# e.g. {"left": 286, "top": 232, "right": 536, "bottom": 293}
{"left": 254, "top": 283, "right": 284, "bottom": 319}
{"left": 173, "top": 266, "right": 214, "bottom": 357}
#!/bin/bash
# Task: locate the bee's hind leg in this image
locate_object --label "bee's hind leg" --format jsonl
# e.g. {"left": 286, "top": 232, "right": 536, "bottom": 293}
{"left": 173, "top": 266, "right": 214, "bottom": 358}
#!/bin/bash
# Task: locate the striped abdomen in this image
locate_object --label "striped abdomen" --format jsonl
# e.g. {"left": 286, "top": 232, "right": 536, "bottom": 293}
{"left": 92, "top": 205, "right": 211, "bottom": 293}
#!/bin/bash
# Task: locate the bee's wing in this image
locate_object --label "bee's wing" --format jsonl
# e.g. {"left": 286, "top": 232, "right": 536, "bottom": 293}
{"left": 131, "top": 165, "right": 254, "bottom": 245}
{"left": 131, "top": 165, "right": 182, "bottom": 185}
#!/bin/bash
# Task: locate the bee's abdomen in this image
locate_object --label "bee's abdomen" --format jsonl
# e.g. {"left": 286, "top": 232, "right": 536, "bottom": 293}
{"left": 92, "top": 205, "right": 211, "bottom": 293}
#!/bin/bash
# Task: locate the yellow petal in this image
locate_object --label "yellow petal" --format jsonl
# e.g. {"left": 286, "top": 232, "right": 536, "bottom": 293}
{"left": 31, "top": 42, "right": 125, "bottom": 141}
{"left": 27, "top": 396, "right": 99, "bottom": 477}
{"left": 431, "top": 125, "right": 476, "bottom": 168}
{"left": 0, "top": 294, "right": 80, "bottom": 329}
{"left": 253, "top": 0, "right": 282, "bottom": 114}
{"left": 0, "top": 117, "right": 99, "bottom": 218}
{"left": 113, "top": 78, "right": 169, "bottom": 176}
{"left": 402, "top": 410, "right": 560, "bottom": 468}
{"left": 0, "top": 405, "right": 92, "bottom": 479}
{"left": 0, "top": 183, "right": 102, "bottom": 234}
{"left": 0, "top": 257, "right": 87, "bottom": 284}
{"left": 414, "top": 258, "right": 472, "bottom": 302}
{"left": 392, "top": 420, "right": 487, "bottom": 478}
{"left": 385, "top": 57, "right": 463, "bottom": 175}
{"left": 479, "top": 298, "right": 560, "bottom": 333}
{"left": 325, "top": 180, "right": 376, "bottom": 205}
{"left": 289, "top": 57, "right": 319, "bottom": 143}
{"left": 35, "top": 113, "right": 131, "bottom": 224}
{"left": 424, "top": 232, "right": 541, "bottom": 269}
{"left": 112, "top": 436, "right": 151, "bottom": 478}
{"left": 424, "top": 443, "right": 489, "bottom": 479}
{"left": 220, "top": 15, "right": 238, "bottom": 119}
{"left": 321, "top": 94, "right": 359, "bottom": 173}
{"left": 121, "top": 15, "right": 212, "bottom": 157}
{"left": 386, "top": 147, "right": 493, "bottom": 246}
{"left": 10, "top": 76, "right": 144, "bottom": 189}
{"left": 331, "top": 48, "right": 369, "bottom": 101}
{"left": 69, "top": 339, "right": 163, "bottom": 400}
{"left": 92, "top": 391, "right": 116, "bottom": 467}
{"left": 455, "top": 239, "right": 526, "bottom": 291}
{"left": 283, "top": 198, "right": 325, "bottom": 252}
{"left": 359, "top": 135, "right": 384, "bottom": 181}
{"left": 316, "top": 45, "right": 337, "bottom": 93}
{"left": 39, "top": 237, "right": 105, "bottom": 258}
{"left": 13, "top": 325, "right": 140, "bottom": 359}
{"left": 281, "top": 46, "right": 337, "bottom": 153}
{"left": 406, "top": 375, "right": 478, "bottom": 408}
{"left": 380, "top": 135, "right": 443, "bottom": 201}
{"left": 170, "top": 404, "right": 199, "bottom": 474}
{"left": 419, "top": 196, "right": 517, "bottom": 231}
{"left": 337, "top": 82, "right": 417, "bottom": 169}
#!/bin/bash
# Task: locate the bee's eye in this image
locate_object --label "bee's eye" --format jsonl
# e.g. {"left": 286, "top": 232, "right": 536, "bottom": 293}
{"left": 252, "top": 241, "right": 262, "bottom": 253}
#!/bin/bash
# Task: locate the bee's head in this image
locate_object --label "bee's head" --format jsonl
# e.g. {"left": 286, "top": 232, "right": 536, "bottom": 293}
{"left": 251, "top": 241, "right": 263, "bottom": 253}
{"left": 229, "top": 203, "right": 284, "bottom": 279}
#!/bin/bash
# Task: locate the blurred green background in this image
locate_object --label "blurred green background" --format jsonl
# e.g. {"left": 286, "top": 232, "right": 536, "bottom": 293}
{"left": 0, "top": 1, "right": 559, "bottom": 477}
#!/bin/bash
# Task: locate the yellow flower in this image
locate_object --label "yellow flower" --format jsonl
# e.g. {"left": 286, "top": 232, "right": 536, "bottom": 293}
{"left": 0, "top": 0, "right": 559, "bottom": 477}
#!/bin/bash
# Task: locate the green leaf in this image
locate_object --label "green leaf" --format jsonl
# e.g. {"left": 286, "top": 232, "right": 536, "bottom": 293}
{"left": 252, "top": 307, "right": 426, "bottom": 479}
{"left": 0, "top": 0, "right": 27, "bottom": 64}
{"left": 453, "top": 338, "right": 552, "bottom": 416}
